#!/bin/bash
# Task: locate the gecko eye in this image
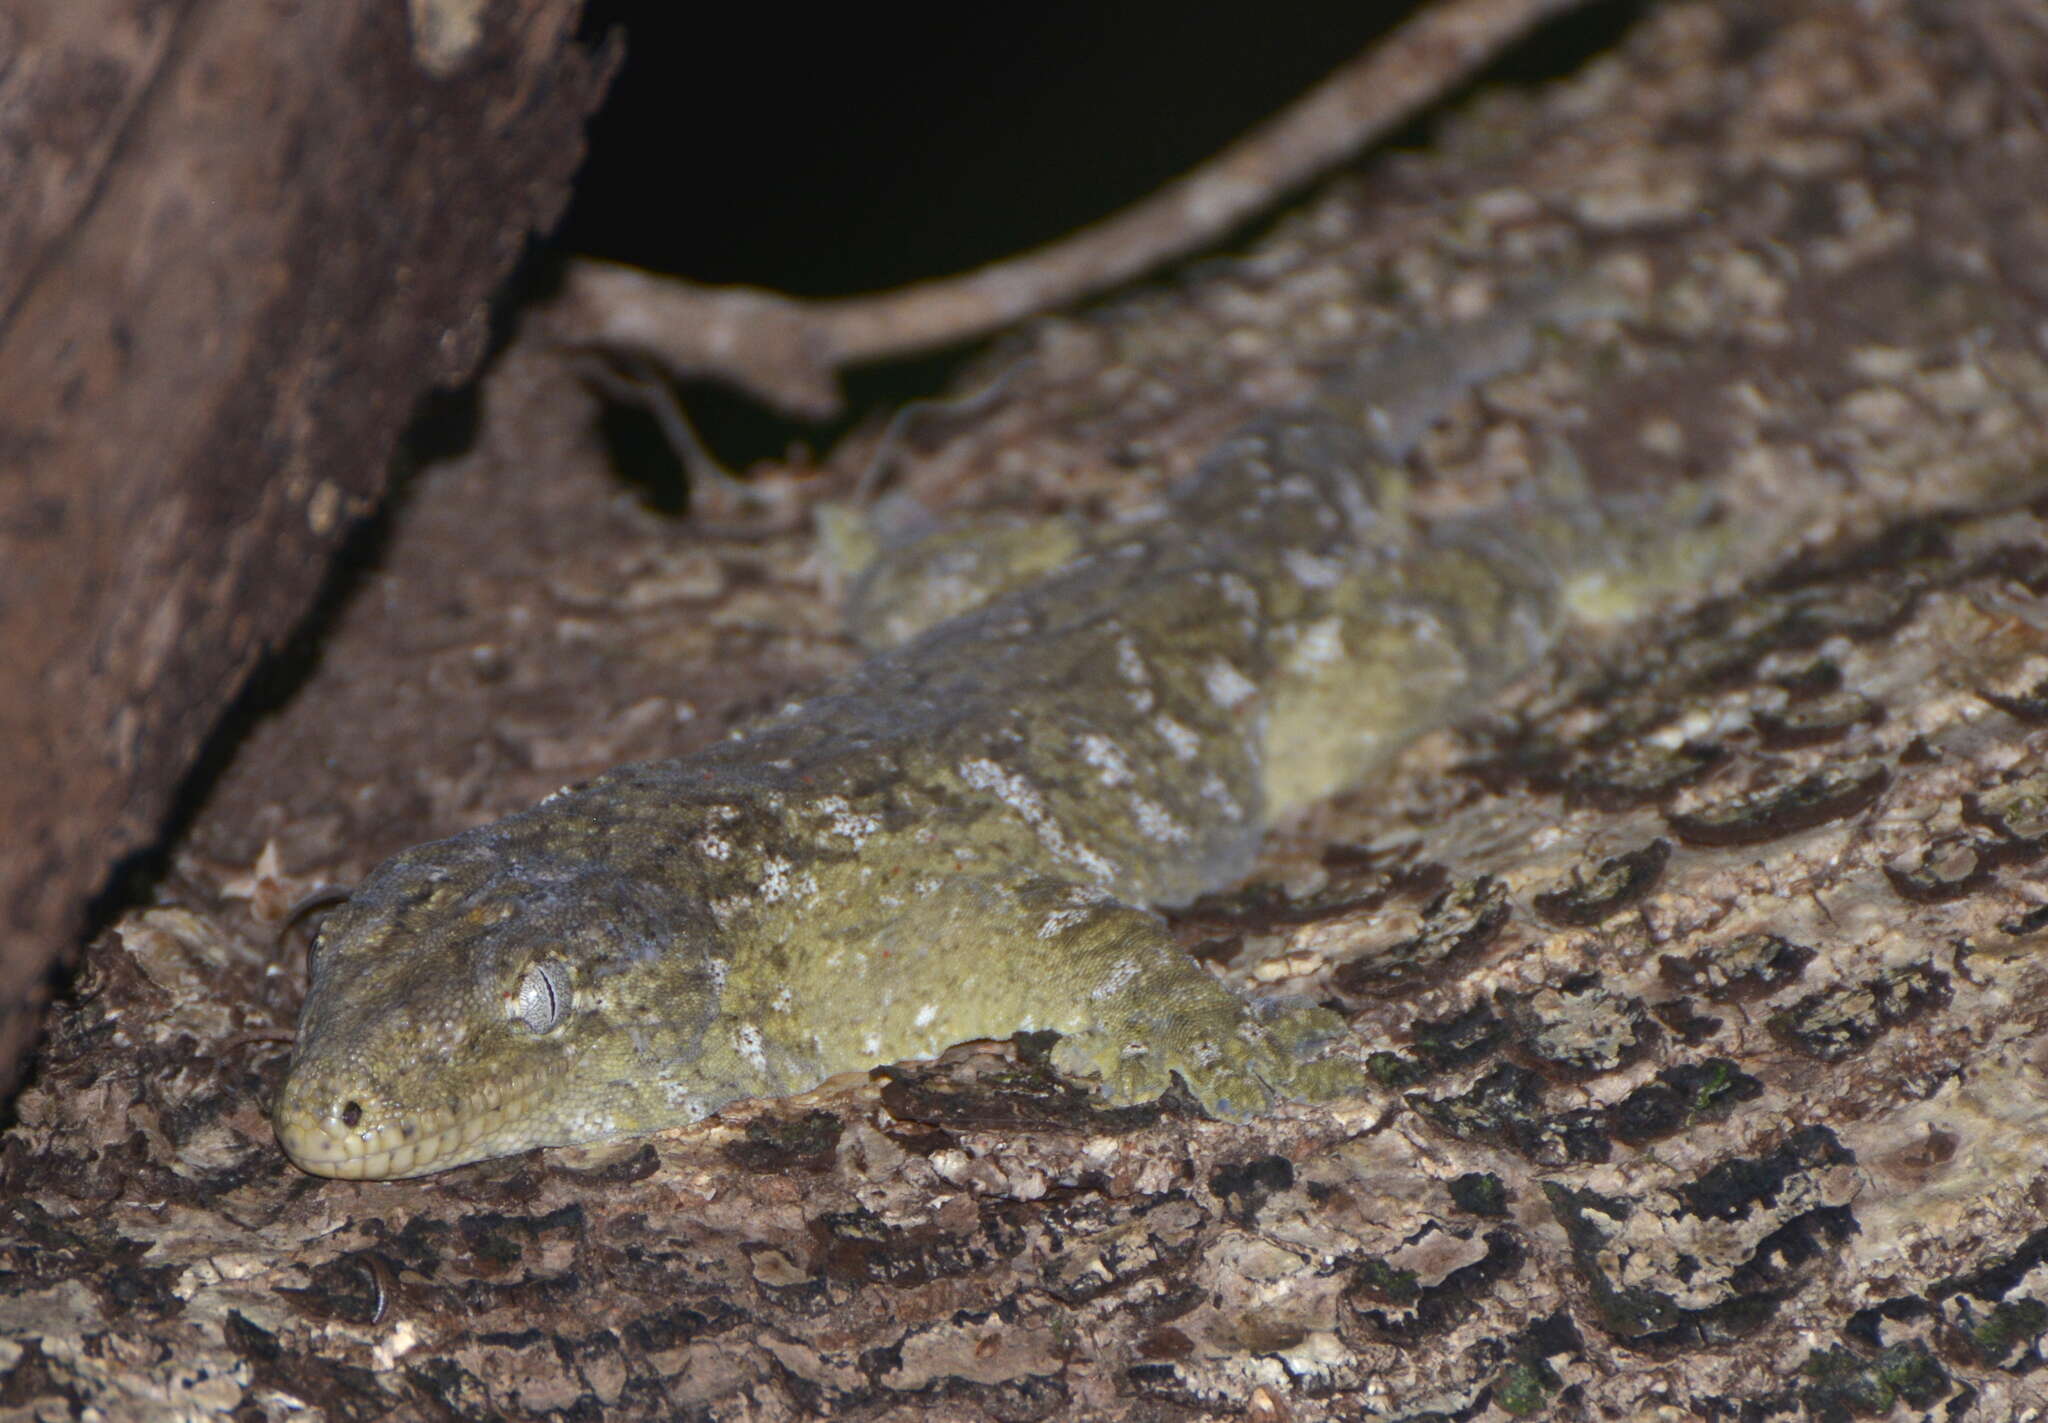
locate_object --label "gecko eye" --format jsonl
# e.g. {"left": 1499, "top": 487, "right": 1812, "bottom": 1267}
{"left": 512, "top": 962, "right": 570, "bottom": 1034}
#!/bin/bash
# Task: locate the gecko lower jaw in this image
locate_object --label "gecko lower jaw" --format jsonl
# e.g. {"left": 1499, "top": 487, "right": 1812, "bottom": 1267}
{"left": 273, "top": 1071, "right": 549, "bottom": 1180}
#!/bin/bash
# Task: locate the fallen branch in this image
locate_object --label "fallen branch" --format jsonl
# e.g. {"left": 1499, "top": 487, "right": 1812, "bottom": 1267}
{"left": 544, "top": 0, "right": 1598, "bottom": 420}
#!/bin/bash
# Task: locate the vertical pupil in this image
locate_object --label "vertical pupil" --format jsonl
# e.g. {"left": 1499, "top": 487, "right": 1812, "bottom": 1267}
{"left": 522, "top": 967, "right": 557, "bottom": 1028}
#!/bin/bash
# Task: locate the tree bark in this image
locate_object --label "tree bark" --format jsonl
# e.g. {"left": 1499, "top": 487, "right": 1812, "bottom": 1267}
{"left": 6, "top": 1, "right": 2048, "bottom": 1419}
{"left": 0, "top": 0, "right": 611, "bottom": 1096}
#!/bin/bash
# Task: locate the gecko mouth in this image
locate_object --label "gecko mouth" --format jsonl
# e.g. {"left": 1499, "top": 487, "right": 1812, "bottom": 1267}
{"left": 273, "top": 1071, "right": 549, "bottom": 1180}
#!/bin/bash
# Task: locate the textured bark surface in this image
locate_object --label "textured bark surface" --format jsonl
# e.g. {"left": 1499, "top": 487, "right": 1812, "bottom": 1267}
{"left": 0, "top": 0, "right": 610, "bottom": 1099}
{"left": 7, "top": 1, "right": 2048, "bottom": 1418}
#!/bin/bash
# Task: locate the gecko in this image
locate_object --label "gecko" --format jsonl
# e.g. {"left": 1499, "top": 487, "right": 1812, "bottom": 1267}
{"left": 274, "top": 285, "right": 1724, "bottom": 1179}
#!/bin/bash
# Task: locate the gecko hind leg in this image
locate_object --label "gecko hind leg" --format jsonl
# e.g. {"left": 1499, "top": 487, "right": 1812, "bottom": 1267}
{"left": 818, "top": 500, "right": 1091, "bottom": 652}
{"left": 1023, "top": 889, "right": 1363, "bottom": 1118}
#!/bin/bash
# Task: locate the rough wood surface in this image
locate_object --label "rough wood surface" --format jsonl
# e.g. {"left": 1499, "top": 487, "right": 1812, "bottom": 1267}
{"left": 7, "top": 2, "right": 2048, "bottom": 1419}
{"left": 0, "top": 0, "right": 610, "bottom": 1099}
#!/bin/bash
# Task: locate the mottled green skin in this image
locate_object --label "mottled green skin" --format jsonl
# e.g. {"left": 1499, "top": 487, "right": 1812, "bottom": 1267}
{"left": 276, "top": 293, "right": 1701, "bottom": 1178}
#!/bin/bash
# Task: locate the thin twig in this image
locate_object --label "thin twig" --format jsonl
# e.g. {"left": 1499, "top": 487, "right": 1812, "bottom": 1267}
{"left": 571, "top": 351, "right": 743, "bottom": 493}
{"left": 544, "top": 0, "right": 1599, "bottom": 420}
{"left": 572, "top": 353, "right": 820, "bottom": 537}
{"left": 853, "top": 357, "right": 1030, "bottom": 501}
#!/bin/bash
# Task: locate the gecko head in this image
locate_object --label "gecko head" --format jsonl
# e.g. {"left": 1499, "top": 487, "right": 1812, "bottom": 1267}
{"left": 274, "top": 824, "right": 735, "bottom": 1179}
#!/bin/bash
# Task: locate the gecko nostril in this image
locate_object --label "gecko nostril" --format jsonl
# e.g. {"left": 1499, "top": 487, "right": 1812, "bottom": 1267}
{"left": 340, "top": 1100, "right": 362, "bottom": 1128}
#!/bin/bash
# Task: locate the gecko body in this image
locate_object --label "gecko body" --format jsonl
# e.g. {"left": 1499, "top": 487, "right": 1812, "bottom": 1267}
{"left": 276, "top": 292, "right": 1711, "bottom": 1178}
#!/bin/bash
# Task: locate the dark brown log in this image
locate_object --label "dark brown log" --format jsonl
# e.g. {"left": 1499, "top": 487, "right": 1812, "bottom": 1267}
{"left": 0, "top": 0, "right": 611, "bottom": 1096}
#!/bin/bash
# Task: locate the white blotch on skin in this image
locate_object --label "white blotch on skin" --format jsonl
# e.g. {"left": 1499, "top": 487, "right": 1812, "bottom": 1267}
{"left": 1283, "top": 548, "right": 1346, "bottom": 589}
{"left": 1080, "top": 732, "right": 1133, "bottom": 786}
{"left": 695, "top": 834, "right": 732, "bottom": 861}
{"left": 1204, "top": 658, "right": 1258, "bottom": 709}
{"left": 1090, "top": 958, "right": 1142, "bottom": 1000}
{"left": 828, "top": 811, "right": 881, "bottom": 844}
{"left": 863, "top": 1032, "right": 883, "bottom": 1055}
{"left": 914, "top": 1003, "right": 939, "bottom": 1028}
{"left": 1201, "top": 773, "right": 1243, "bottom": 820}
{"left": 1116, "top": 634, "right": 1156, "bottom": 713}
{"left": 958, "top": 757, "right": 1117, "bottom": 883}
{"left": 1154, "top": 716, "right": 1201, "bottom": 760}
{"left": 1218, "top": 572, "right": 1260, "bottom": 615}
{"left": 772, "top": 986, "right": 794, "bottom": 1012}
{"left": 759, "top": 856, "right": 793, "bottom": 902}
{"left": 1116, "top": 634, "right": 1149, "bottom": 685}
{"left": 1040, "top": 884, "right": 1112, "bottom": 939}
{"left": 1333, "top": 469, "right": 1376, "bottom": 533}
{"left": 736, "top": 1024, "right": 768, "bottom": 1072}
{"left": 1131, "top": 794, "right": 1190, "bottom": 843}
{"left": 1291, "top": 616, "right": 1345, "bottom": 667}
{"left": 1038, "top": 907, "right": 1092, "bottom": 939}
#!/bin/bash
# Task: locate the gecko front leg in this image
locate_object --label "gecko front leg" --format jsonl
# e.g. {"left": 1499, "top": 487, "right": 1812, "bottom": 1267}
{"left": 1011, "top": 883, "right": 1362, "bottom": 1117}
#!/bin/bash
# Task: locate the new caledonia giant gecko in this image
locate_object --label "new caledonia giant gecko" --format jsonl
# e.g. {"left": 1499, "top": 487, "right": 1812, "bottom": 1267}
{"left": 275, "top": 283, "right": 1730, "bottom": 1178}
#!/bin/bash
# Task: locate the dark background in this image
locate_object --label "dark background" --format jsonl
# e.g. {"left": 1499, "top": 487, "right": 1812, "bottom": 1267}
{"left": 553, "top": 2, "right": 1642, "bottom": 466}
